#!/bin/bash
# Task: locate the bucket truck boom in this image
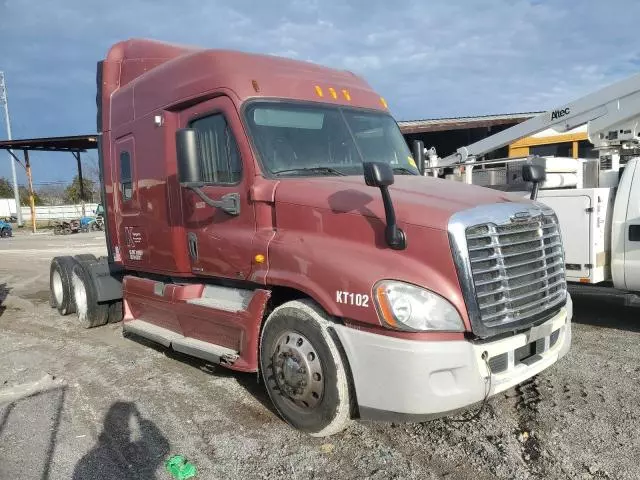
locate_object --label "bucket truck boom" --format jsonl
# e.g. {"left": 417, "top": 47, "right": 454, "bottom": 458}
{"left": 429, "top": 71, "right": 640, "bottom": 169}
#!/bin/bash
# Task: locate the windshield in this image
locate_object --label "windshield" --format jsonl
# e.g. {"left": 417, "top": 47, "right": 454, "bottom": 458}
{"left": 244, "top": 102, "right": 418, "bottom": 177}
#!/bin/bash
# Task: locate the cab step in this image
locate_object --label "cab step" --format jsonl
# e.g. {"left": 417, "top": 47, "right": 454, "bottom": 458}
{"left": 186, "top": 285, "right": 253, "bottom": 312}
{"left": 123, "top": 319, "right": 239, "bottom": 365}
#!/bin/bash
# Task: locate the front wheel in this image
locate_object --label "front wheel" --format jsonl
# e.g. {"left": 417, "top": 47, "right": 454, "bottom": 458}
{"left": 0, "top": 227, "right": 11, "bottom": 238}
{"left": 260, "top": 299, "right": 352, "bottom": 437}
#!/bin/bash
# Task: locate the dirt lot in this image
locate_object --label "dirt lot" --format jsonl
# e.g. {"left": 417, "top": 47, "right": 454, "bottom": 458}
{"left": 0, "top": 232, "right": 639, "bottom": 480}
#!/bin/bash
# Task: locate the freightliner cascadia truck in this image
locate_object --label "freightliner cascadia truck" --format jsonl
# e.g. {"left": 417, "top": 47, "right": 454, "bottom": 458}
{"left": 49, "top": 39, "right": 572, "bottom": 437}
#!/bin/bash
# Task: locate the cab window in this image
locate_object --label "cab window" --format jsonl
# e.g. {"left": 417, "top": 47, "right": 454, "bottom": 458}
{"left": 190, "top": 114, "right": 242, "bottom": 184}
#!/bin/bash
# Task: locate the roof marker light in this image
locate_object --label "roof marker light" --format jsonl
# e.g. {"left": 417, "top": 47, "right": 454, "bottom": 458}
{"left": 252, "top": 80, "right": 260, "bottom": 93}
{"left": 380, "top": 97, "right": 388, "bottom": 109}
{"left": 328, "top": 87, "right": 338, "bottom": 99}
{"left": 314, "top": 85, "right": 323, "bottom": 97}
{"left": 342, "top": 89, "right": 351, "bottom": 101}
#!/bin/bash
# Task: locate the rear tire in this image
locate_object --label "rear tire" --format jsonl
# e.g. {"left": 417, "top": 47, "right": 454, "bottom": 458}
{"left": 71, "top": 262, "right": 109, "bottom": 328}
{"left": 50, "top": 256, "right": 79, "bottom": 315}
{"left": 1, "top": 227, "right": 11, "bottom": 238}
{"left": 74, "top": 254, "right": 97, "bottom": 263}
{"left": 260, "top": 299, "right": 352, "bottom": 437}
{"left": 108, "top": 300, "right": 123, "bottom": 324}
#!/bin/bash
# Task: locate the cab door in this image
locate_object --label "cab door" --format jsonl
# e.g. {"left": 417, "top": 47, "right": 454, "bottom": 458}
{"left": 114, "top": 135, "right": 150, "bottom": 267}
{"left": 180, "top": 96, "right": 256, "bottom": 281}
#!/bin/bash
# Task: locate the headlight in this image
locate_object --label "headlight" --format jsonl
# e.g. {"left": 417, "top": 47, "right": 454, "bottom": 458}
{"left": 373, "top": 280, "right": 464, "bottom": 332}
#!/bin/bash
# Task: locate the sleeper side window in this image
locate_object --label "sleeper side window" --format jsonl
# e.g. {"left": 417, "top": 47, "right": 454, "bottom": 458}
{"left": 120, "top": 151, "right": 132, "bottom": 201}
{"left": 190, "top": 114, "right": 242, "bottom": 184}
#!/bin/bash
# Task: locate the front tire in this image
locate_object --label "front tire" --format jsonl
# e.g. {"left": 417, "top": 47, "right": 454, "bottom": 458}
{"left": 1, "top": 227, "right": 11, "bottom": 238}
{"left": 260, "top": 299, "right": 352, "bottom": 437}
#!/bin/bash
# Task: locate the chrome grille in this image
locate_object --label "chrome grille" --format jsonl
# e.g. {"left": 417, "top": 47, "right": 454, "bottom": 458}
{"left": 465, "top": 213, "right": 566, "bottom": 328}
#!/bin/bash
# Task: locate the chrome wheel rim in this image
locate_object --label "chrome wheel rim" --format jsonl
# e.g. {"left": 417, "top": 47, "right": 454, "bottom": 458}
{"left": 72, "top": 271, "right": 87, "bottom": 323}
{"left": 271, "top": 331, "right": 324, "bottom": 409}
{"left": 52, "top": 270, "right": 64, "bottom": 305}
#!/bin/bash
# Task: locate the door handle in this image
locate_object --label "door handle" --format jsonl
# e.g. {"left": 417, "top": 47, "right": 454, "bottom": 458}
{"left": 188, "top": 232, "right": 198, "bottom": 259}
{"left": 184, "top": 184, "right": 241, "bottom": 216}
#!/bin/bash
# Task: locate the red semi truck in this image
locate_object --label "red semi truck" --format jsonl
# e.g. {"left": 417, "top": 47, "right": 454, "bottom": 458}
{"left": 49, "top": 39, "right": 572, "bottom": 436}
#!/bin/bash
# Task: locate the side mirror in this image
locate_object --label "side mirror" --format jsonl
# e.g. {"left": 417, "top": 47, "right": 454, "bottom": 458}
{"left": 363, "top": 162, "right": 394, "bottom": 187}
{"left": 176, "top": 128, "right": 201, "bottom": 184}
{"left": 363, "top": 162, "right": 406, "bottom": 250}
{"left": 175, "top": 128, "right": 240, "bottom": 216}
{"left": 522, "top": 164, "right": 546, "bottom": 200}
{"left": 412, "top": 139, "right": 425, "bottom": 175}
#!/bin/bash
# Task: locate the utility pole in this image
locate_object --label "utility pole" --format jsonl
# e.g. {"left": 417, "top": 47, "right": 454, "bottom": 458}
{"left": 0, "top": 72, "right": 23, "bottom": 227}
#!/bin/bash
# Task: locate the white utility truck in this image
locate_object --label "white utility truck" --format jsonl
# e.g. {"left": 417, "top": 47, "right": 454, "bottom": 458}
{"left": 414, "top": 72, "right": 640, "bottom": 304}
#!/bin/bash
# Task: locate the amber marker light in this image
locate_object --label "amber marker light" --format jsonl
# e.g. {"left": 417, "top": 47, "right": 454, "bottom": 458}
{"left": 375, "top": 284, "right": 399, "bottom": 328}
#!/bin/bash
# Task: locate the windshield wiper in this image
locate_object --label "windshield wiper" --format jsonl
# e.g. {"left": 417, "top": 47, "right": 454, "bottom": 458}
{"left": 392, "top": 167, "right": 419, "bottom": 175}
{"left": 272, "top": 166, "right": 347, "bottom": 177}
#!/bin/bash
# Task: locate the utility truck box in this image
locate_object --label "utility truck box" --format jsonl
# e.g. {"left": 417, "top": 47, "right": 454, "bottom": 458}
{"left": 537, "top": 188, "right": 614, "bottom": 284}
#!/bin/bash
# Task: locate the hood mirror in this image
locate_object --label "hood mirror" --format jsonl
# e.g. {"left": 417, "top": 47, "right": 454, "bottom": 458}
{"left": 522, "top": 164, "right": 546, "bottom": 201}
{"left": 412, "top": 140, "right": 425, "bottom": 175}
{"left": 363, "top": 162, "right": 406, "bottom": 250}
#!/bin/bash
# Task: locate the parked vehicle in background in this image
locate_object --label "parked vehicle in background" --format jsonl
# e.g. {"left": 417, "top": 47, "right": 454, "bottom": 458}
{"left": 420, "top": 71, "right": 640, "bottom": 305}
{"left": 0, "top": 219, "right": 12, "bottom": 237}
{"left": 46, "top": 39, "right": 572, "bottom": 436}
{"left": 53, "top": 219, "right": 80, "bottom": 235}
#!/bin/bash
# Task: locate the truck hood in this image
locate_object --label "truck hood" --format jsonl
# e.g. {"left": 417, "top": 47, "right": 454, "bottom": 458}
{"left": 273, "top": 175, "right": 521, "bottom": 231}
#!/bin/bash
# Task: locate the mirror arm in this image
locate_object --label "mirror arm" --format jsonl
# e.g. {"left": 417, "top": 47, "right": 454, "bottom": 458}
{"left": 183, "top": 183, "right": 241, "bottom": 216}
{"left": 380, "top": 186, "right": 406, "bottom": 250}
{"left": 530, "top": 181, "right": 540, "bottom": 201}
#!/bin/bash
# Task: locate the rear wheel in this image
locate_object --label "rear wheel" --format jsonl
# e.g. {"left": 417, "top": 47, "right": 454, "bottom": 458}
{"left": 50, "top": 256, "right": 79, "bottom": 315}
{"left": 71, "top": 262, "right": 109, "bottom": 328}
{"left": 74, "top": 254, "right": 97, "bottom": 263}
{"left": 108, "top": 300, "right": 123, "bottom": 324}
{"left": 260, "top": 299, "right": 352, "bottom": 437}
{"left": 1, "top": 227, "right": 11, "bottom": 238}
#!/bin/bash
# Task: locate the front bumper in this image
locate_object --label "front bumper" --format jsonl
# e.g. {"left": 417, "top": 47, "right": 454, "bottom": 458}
{"left": 333, "top": 295, "right": 572, "bottom": 422}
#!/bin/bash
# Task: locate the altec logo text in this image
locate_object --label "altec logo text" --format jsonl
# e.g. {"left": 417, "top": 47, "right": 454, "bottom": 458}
{"left": 551, "top": 108, "right": 570, "bottom": 121}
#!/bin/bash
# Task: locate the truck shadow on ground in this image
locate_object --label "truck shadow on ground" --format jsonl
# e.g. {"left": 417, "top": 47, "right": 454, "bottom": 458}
{"left": 571, "top": 296, "right": 640, "bottom": 333}
{"left": 125, "top": 333, "right": 280, "bottom": 420}
{"left": 0, "top": 384, "right": 66, "bottom": 480}
{"left": 73, "top": 401, "right": 170, "bottom": 480}
{"left": 0, "top": 283, "right": 10, "bottom": 318}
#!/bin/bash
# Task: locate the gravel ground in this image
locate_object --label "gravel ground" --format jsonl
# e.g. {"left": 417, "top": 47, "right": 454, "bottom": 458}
{"left": 0, "top": 232, "right": 639, "bottom": 480}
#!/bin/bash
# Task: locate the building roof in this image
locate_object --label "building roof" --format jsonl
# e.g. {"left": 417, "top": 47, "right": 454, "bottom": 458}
{"left": 0, "top": 134, "right": 98, "bottom": 152}
{"left": 398, "top": 112, "right": 543, "bottom": 134}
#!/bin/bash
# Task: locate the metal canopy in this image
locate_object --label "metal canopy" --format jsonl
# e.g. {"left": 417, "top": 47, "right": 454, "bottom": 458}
{"left": 0, "top": 134, "right": 99, "bottom": 232}
{"left": 398, "top": 112, "right": 542, "bottom": 134}
{"left": 0, "top": 134, "right": 98, "bottom": 152}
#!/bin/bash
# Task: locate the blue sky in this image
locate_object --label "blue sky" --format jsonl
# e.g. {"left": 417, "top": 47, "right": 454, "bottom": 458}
{"left": 1, "top": 0, "right": 639, "bottom": 184}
